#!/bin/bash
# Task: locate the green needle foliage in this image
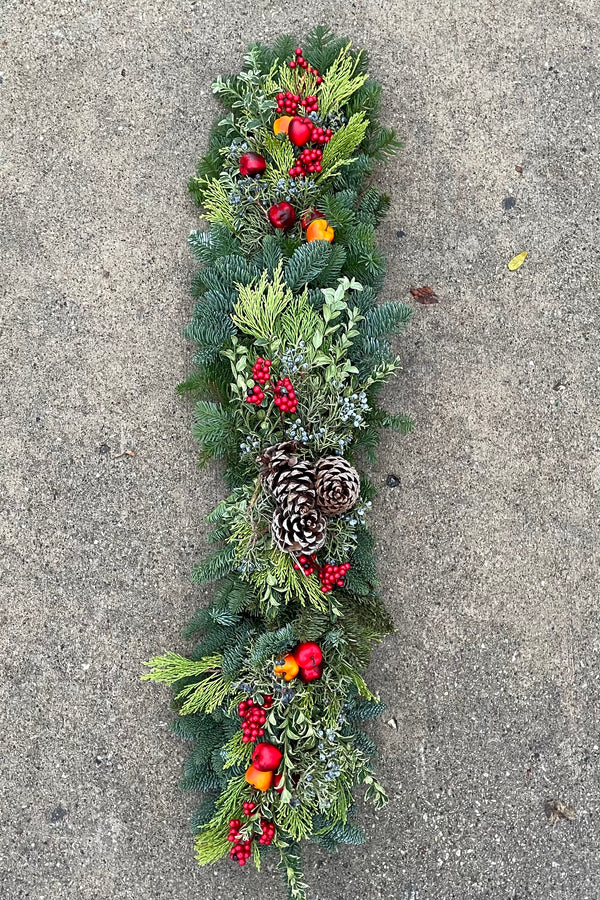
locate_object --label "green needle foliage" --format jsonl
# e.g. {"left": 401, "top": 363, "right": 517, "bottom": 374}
{"left": 144, "top": 28, "right": 414, "bottom": 900}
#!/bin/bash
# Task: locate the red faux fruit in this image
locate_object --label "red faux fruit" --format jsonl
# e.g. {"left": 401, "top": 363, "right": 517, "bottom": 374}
{"left": 251, "top": 742, "right": 283, "bottom": 772}
{"left": 294, "top": 642, "right": 323, "bottom": 669}
{"left": 288, "top": 116, "right": 313, "bottom": 147}
{"left": 301, "top": 208, "right": 322, "bottom": 229}
{"left": 268, "top": 201, "right": 296, "bottom": 230}
{"left": 239, "top": 151, "right": 266, "bottom": 177}
{"left": 299, "top": 662, "right": 323, "bottom": 683}
{"left": 273, "top": 773, "right": 284, "bottom": 794}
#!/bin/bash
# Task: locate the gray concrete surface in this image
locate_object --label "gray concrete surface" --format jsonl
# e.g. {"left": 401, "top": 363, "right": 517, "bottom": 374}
{"left": 1, "top": 2, "right": 599, "bottom": 898}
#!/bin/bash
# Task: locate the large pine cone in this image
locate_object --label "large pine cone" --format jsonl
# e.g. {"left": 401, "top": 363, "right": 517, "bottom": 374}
{"left": 314, "top": 456, "right": 360, "bottom": 516}
{"left": 272, "top": 460, "right": 316, "bottom": 514}
{"left": 272, "top": 506, "right": 327, "bottom": 554}
{"left": 260, "top": 442, "right": 316, "bottom": 514}
{"left": 259, "top": 442, "right": 299, "bottom": 494}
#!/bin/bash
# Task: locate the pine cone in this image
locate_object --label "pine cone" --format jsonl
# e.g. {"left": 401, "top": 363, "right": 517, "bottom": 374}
{"left": 259, "top": 441, "right": 299, "bottom": 494}
{"left": 260, "top": 442, "right": 316, "bottom": 513}
{"left": 272, "top": 460, "right": 316, "bottom": 514}
{"left": 272, "top": 506, "right": 327, "bottom": 554}
{"left": 314, "top": 456, "right": 360, "bottom": 516}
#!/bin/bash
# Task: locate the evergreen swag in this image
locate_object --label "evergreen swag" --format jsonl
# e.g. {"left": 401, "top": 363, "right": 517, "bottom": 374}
{"left": 144, "top": 28, "right": 414, "bottom": 899}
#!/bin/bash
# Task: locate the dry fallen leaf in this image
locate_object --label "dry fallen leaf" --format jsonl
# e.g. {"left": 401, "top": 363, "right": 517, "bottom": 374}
{"left": 410, "top": 285, "right": 440, "bottom": 305}
{"left": 508, "top": 251, "right": 528, "bottom": 271}
{"left": 114, "top": 449, "right": 137, "bottom": 459}
{"left": 515, "top": 165, "right": 524, "bottom": 174}
{"left": 545, "top": 798, "right": 577, "bottom": 824}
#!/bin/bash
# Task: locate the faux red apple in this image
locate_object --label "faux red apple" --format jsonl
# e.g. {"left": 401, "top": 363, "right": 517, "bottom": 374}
{"left": 239, "top": 151, "right": 266, "bottom": 177}
{"left": 300, "top": 663, "right": 323, "bottom": 683}
{"left": 288, "top": 116, "right": 312, "bottom": 147}
{"left": 301, "top": 207, "right": 322, "bottom": 229}
{"left": 268, "top": 201, "right": 296, "bottom": 230}
{"left": 273, "top": 773, "right": 284, "bottom": 795}
{"left": 252, "top": 742, "right": 283, "bottom": 772}
{"left": 294, "top": 642, "right": 323, "bottom": 669}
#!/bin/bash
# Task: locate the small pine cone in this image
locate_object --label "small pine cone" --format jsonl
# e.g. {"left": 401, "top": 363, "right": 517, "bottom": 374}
{"left": 272, "top": 506, "right": 327, "bottom": 555}
{"left": 314, "top": 456, "right": 360, "bottom": 516}
{"left": 259, "top": 441, "right": 299, "bottom": 494}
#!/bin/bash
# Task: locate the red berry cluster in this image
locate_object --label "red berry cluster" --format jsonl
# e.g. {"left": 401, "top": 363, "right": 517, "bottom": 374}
{"left": 258, "top": 820, "right": 275, "bottom": 846}
{"left": 289, "top": 47, "right": 323, "bottom": 84}
{"left": 252, "top": 357, "right": 272, "bottom": 385}
{"left": 245, "top": 363, "right": 299, "bottom": 416}
{"left": 290, "top": 146, "right": 323, "bottom": 177}
{"left": 293, "top": 554, "right": 318, "bottom": 576}
{"left": 276, "top": 90, "right": 301, "bottom": 115}
{"left": 227, "top": 820, "right": 252, "bottom": 866}
{"left": 310, "top": 124, "right": 333, "bottom": 144}
{"left": 318, "top": 562, "right": 352, "bottom": 593}
{"left": 246, "top": 384, "right": 266, "bottom": 405}
{"left": 227, "top": 813, "right": 276, "bottom": 864}
{"left": 239, "top": 696, "right": 273, "bottom": 743}
{"left": 242, "top": 801, "right": 256, "bottom": 816}
{"left": 292, "top": 555, "right": 352, "bottom": 593}
{"left": 228, "top": 818, "right": 243, "bottom": 841}
{"left": 276, "top": 91, "right": 319, "bottom": 116}
{"left": 273, "top": 378, "right": 298, "bottom": 414}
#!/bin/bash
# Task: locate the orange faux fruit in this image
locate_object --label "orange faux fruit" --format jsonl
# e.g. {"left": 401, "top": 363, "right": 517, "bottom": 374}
{"left": 245, "top": 765, "right": 273, "bottom": 791}
{"left": 274, "top": 653, "right": 300, "bottom": 682}
{"left": 306, "top": 218, "right": 334, "bottom": 243}
{"left": 273, "top": 116, "right": 292, "bottom": 136}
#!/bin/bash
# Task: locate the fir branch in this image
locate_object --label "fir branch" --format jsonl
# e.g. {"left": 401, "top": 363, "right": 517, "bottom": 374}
{"left": 179, "top": 768, "right": 224, "bottom": 792}
{"left": 284, "top": 242, "right": 334, "bottom": 292}
{"left": 190, "top": 795, "right": 219, "bottom": 832}
{"left": 171, "top": 714, "right": 209, "bottom": 741}
{"left": 365, "top": 126, "right": 402, "bottom": 160}
{"left": 192, "top": 401, "right": 237, "bottom": 461}
{"left": 190, "top": 545, "right": 237, "bottom": 586}
{"left": 329, "top": 822, "right": 365, "bottom": 844}
{"left": 251, "top": 623, "right": 297, "bottom": 664}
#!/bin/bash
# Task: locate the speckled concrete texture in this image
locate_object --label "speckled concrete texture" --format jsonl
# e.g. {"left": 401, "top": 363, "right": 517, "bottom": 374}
{"left": 1, "top": 2, "right": 599, "bottom": 898}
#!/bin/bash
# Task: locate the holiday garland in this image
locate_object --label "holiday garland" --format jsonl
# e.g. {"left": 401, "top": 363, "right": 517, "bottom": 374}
{"left": 144, "top": 29, "right": 413, "bottom": 899}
